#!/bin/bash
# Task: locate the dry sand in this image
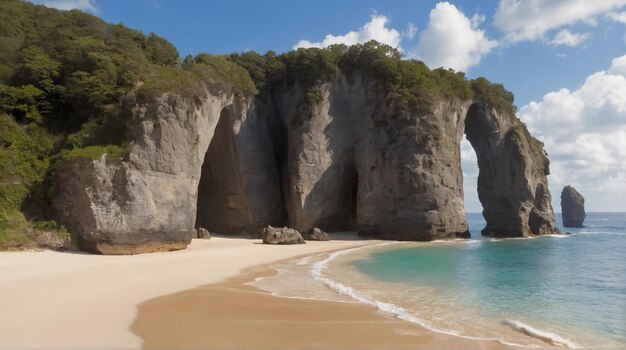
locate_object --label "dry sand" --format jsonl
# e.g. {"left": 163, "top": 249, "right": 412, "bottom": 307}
{"left": 0, "top": 234, "right": 374, "bottom": 349}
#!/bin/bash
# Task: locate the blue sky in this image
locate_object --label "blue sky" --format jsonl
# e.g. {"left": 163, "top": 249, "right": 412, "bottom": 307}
{"left": 33, "top": 0, "right": 626, "bottom": 212}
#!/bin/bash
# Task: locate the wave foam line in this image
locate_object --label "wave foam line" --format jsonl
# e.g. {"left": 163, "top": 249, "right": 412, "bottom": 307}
{"left": 502, "top": 320, "right": 579, "bottom": 348}
{"left": 310, "top": 245, "right": 540, "bottom": 348}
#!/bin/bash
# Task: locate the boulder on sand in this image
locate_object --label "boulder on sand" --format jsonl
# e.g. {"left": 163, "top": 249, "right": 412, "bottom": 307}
{"left": 262, "top": 226, "right": 305, "bottom": 245}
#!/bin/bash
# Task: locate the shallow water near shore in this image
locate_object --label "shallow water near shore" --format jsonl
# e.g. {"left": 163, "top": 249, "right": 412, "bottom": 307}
{"left": 251, "top": 213, "right": 626, "bottom": 349}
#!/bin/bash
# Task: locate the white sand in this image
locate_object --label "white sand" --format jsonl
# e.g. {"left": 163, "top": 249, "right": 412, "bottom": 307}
{"left": 0, "top": 235, "right": 374, "bottom": 349}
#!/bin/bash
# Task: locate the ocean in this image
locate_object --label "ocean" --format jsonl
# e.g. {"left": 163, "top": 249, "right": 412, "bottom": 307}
{"left": 250, "top": 213, "right": 626, "bottom": 349}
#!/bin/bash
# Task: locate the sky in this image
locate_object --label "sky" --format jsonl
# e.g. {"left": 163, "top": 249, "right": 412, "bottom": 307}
{"left": 32, "top": 0, "right": 626, "bottom": 212}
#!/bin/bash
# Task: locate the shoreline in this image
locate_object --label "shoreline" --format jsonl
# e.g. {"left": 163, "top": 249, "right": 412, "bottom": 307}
{"left": 0, "top": 233, "right": 375, "bottom": 349}
{"left": 130, "top": 243, "right": 518, "bottom": 350}
{"left": 131, "top": 258, "right": 514, "bottom": 350}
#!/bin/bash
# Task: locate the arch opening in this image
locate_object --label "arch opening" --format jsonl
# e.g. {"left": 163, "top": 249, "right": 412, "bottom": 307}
{"left": 459, "top": 134, "right": 484, "bottom": 229}
{"left": 463, "top": 102, "right": 501, "bottom": 237}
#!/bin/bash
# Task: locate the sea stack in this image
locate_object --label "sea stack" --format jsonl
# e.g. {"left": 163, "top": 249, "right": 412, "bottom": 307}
{"left": 561, "top": 186, "right": 586, "bottom": 227}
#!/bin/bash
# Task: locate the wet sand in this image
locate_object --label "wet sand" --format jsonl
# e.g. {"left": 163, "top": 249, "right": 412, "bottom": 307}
{"left": 131, "top": 263, "right": 513, "bottom": 350}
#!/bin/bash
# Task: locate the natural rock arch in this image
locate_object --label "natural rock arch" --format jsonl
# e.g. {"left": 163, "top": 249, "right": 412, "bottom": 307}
{"left": 463, "top": 102, "right": 558, "bottom": 237}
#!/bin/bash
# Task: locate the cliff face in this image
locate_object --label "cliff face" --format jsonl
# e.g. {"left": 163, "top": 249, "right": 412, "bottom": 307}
{"left": 465, "top": 104, "right": 557, "bottom": 237}
{"left": 53, "top": 89, "right": 256, "bottom": 254}
{"left": 279, "top": 73, "right": 558, "bottom": 240}
{"left": 561, "top": 185, "right": 586, "bottom": 228}
{"left": 53, "top": 71, "right": 560, "bottom": 254}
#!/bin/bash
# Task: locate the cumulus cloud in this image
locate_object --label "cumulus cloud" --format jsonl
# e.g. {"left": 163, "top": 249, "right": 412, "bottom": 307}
{"left": 550, "top": 29, "right": 591, "bottom": 47}
{"left": 39, "top": 0, "right": 99, "bottom": 14}
{"left": 404, "top": 22, "right": 418, "bottom": 40}
{"left": 411, "top": 2, "right": 497, "bottom": 72}
{"left": 293, "top": 14, "right": 402, "bottom": 50}
{"left": 518, "top": 54, "right": 626, "bottom": 211}
{"left": 494, "top": 0, "right": 626, "bottom": 42}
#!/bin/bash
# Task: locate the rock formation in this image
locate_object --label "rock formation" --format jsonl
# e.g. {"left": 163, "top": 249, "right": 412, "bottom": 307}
{"left": 561, "top": 186, "right": 586, "bottom": 227}
{"left": 262, "top": 226, "right": 306, "bottom": 245}
{"left": 52, "top": 89, "right": 260, "bottom": 254}
{"left": 53, "top": 71, "right": 560, "bottom": 254}
{"left": 307, "top": 228, "right": 330, "bottom": 241}
{"left": 197, "top": 227, "right": 211, "bottom": 239}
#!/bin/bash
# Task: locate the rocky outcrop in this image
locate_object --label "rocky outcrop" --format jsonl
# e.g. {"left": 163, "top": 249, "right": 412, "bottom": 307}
{"left": 52, "top": 87, "right": 273, "bottom": 254}
{"left": 262, "top": 226, "right": 305, "bottom": 245}
{"left": 464, "top": 104, "right": 558, "bottom": 237}
{"left": 35, "top": 231, "right": 71, "bottom": 250}
{"left": 561, "top": 186, "right": 586, "bottom": 227}
{"left": 276, "top": 73, "right": 558, "bottom": 240}
{"left": 53, "top": 71, "right": 560, "bottom": 254}
{"left": 306, "top": 228, "right": 330, "bottom": 241}
{"left": 197, "top": 227, "right": 211, "bottom": 239}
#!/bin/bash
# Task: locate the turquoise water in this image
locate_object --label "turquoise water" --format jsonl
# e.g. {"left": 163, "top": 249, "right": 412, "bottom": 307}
{"left": 349, "top": 213, "right": 626, "bottom": 348}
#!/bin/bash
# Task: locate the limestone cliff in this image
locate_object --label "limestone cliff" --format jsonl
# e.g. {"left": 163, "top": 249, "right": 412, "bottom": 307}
{"left": 277, "top": 72, "right": 558, "bottom": 240}
{"left": 53, "top": 86, "right": 278, "bottom": 254}
{"left": 52, "top": 67, "right": 560, "bottom": 254}
{"left": 561, "top": 186, "right": 586, "bottom": 228}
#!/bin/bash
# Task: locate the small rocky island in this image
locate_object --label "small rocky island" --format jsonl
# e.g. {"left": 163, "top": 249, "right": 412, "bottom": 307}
{"left": 561, "top": 186, "right": 586, "bottom": 228}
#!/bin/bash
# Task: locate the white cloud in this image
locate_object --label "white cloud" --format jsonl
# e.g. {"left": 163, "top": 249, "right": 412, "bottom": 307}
{"left": 519, "top": 54, "right": 626, "bottom": 211}
{"left": 404, "top": 22, "right": 417, "bottom": 40}
{"left": 607, "top": 11, "right": 626, "bottom": 23}
{"left": 293, "top": 14, "right": 402, "bottom": 50}
{"left": 470, "top": 13, "right": 486, "bottom": 28}
{"left": 494, "top": 0, "right": 626, "bottom": 42}
{"left": 550, "top": 29, "right": 591, "bottom": 47}
{"left": 411, "top": 2, "right": 497, "bottom": 72}
{"left": 40, "top": 0, "right": 99, "bottom": 14}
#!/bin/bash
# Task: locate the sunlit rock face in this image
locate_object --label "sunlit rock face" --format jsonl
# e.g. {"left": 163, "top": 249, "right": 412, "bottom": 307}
{"left": 53, "top": 72, "right": 559, "bottom": 254}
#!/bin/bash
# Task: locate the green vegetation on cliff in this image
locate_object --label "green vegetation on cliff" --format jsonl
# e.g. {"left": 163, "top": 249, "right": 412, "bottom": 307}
{"left": 229, "top": 41, "right": 516, "bottom": 115}
{"left": 0, "top": 0, "right": 517, "bottom": 249}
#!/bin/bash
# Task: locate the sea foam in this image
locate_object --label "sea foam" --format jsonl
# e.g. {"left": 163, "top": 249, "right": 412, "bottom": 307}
{"left": 502, "top": 319, "right": 579, "bottom": 348}
{"left": 310, "top": 245, "right": 546, "bottom": 348}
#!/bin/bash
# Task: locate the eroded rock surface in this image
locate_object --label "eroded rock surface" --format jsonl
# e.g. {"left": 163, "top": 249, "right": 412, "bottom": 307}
{"left": 561, "top": 186, "right": 586, "bottom": 228}
{"left": 276, "top": 73, "right": 558, "bottom": 240}
{"left": 197, "top": 227, "right": 211, "bottom": 239}
{"left": 306, "top": 228, "right": 330, "bottom": 241}
{"left": 53, "top": 88, "right": 255, "bottom": 254}
{"left": 262, "top": 226, "right": 305, "bottom": 245}
{"left": 53, "top": 71, "right": 560, "bottom": 254}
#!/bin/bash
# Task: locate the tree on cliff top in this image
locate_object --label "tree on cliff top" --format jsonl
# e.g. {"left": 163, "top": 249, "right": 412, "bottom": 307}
{"left": 228, "top": 40, "right": 516, "bottom": 115}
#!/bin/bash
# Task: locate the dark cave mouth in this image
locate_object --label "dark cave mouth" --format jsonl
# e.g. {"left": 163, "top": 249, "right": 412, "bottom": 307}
{"left": 194, "top": 107, "right": 242, "bottom": 233}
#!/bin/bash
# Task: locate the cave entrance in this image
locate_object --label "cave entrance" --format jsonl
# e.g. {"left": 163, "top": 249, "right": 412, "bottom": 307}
{"left": 339, "top": 171, "right": 359, "bottom": 231}
{"left": 327, "top": 164, "right": 359, "bottom": 232}
{"left": 303, "top": 164, "right": 359, "bottom": 233}
{"left": 195, "top": 107, "right": 246, "bottom": 234}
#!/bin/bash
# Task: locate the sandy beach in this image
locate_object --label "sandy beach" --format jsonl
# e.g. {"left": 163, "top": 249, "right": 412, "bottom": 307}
{"left": 131, "top": 261, "right": 515, "bottom": 350}
{"left": 0, "top": 234, "right": 374, "bottom": 349}
{"left": 2, "top": 234, "right": 524, "bottom": 350}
